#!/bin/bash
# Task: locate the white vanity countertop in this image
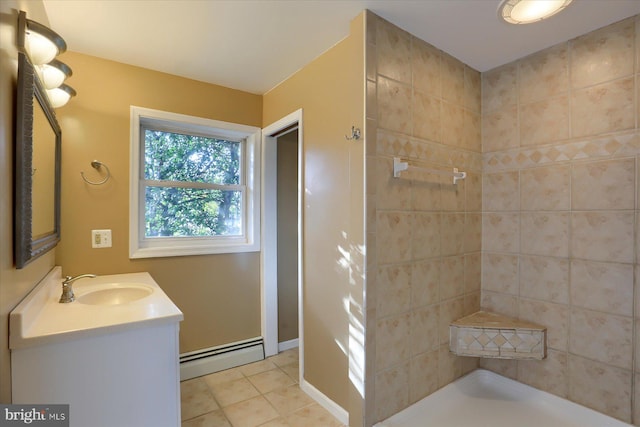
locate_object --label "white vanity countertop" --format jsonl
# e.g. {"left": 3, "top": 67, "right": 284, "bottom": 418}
{"left": 10, "top": 267, "right": 183, "bottom": 349}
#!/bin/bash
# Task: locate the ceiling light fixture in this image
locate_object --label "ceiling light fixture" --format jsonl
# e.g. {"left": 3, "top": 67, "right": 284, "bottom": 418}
{"left": 498, "top": 0, "right": 573, "bottom": 24}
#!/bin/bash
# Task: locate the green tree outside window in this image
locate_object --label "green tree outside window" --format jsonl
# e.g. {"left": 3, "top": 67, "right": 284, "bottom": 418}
{"left": 143, "top": 129, "right": 243, "bottom": 238}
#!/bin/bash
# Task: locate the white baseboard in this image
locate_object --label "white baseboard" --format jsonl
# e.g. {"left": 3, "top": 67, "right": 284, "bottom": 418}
{"left": 179, "top": 338, "right": 264, "bottom": 381}
{"left": 300, "top": 377, "right": 349, "bottom": 425}
{"left": 278, "top": 338, "right": 299, "bottom": 352}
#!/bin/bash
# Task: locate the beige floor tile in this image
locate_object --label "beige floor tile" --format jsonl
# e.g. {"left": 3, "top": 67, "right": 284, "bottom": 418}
{"left": 181, "top": 378, "right": 220, "bottom": 421}
{"left": 210, "top": 378, "right": 261, "bottom": 407}
{"left": 286, "top": 404, "right": 344, "bottom": 427}
{"left": 269, "top": 349, "right": 298, "bottom": 367}
{"left": 181, "top": 349, "right": 342, "bottom": 427}
{"left": 258, "top": 418, "right": 290, "bottom": 427}
{"left": 239, "top": 359, "right": 278, "bottom": 376}
{"left": 248, "top": 369, "right": 295, "bottom": 394}
{"left": 279, "top": 363, "right": 299, "bottom": 383}
{"left": 182, "top": 409, "right": 231, "bottom": 427}
{"left": 204, "top": 367, "right": 245, "bottom": 387}
{"left": 223, "top": 396, "right": 279, "bottom": 427}
{"left": 264, "top": 384, "right": 314, "bottom": 416}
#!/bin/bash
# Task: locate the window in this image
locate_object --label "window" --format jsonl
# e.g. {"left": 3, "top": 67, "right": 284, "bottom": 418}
{"left": 129, "top": 106, "right": 260, "bottom": 258}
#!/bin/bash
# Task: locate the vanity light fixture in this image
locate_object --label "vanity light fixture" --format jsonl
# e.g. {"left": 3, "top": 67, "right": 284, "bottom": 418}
{"left": 37, "top": 59, "right": 72, "bottom": 90}
{"left": 46, "top": 84, "right": 76, "bottom": 108}
{"left": 19, "top": 11, "right": 77, "bottom": 108}
{"left": 498, "top": 0, "right": 573, "bottom": 24}
{"left": 24, "top": 18, "right": 67, "bottom": 65}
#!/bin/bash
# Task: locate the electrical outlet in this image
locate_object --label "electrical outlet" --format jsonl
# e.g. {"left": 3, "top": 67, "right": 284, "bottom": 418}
{"left": 91, "top": 229, "right": 112, "bottom": 248}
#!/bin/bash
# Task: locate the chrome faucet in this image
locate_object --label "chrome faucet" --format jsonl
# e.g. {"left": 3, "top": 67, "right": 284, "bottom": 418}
{"left": 59, "top": 274, "right": 97, "bottom": 303}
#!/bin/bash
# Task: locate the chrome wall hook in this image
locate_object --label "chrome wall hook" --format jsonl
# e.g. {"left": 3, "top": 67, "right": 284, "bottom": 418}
{"left": 345, "top": 126, "right": 361, "bottom": 141}
{"left": 80, "top": 160, "right": 111, "bottom": 185}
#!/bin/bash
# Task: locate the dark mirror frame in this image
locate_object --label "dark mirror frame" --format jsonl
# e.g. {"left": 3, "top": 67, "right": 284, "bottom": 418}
{"left": 14, "top": 50, "right": 62, "bottom": 269}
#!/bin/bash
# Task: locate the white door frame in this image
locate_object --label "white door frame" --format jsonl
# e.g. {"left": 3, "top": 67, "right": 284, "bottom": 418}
{"left": 261, "top": 109, "right": 304, "bottom": 367}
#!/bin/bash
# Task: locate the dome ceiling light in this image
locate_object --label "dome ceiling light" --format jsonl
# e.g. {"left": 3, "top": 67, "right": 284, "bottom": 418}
{"left": 498, "top": 0, "right": 573, "bottom": 24}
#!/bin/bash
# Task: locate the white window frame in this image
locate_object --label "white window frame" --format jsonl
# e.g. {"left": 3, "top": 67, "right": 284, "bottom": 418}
{"left": 129, "top": 106, "right": 261, "bottom": 259}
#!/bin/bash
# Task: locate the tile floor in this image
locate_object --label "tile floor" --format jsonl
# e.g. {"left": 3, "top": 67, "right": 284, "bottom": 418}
{"left": 181, "top": 348, "right": 346, "bottom": 427}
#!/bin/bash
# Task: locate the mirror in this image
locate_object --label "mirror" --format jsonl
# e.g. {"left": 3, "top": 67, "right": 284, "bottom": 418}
{"left": 14, "top": 51, "right": 62, "bottom": 269}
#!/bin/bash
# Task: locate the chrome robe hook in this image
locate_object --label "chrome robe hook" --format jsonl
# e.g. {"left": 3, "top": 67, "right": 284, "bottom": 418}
{"left": 345, "top": 126, "right": 361, "bottom": 141}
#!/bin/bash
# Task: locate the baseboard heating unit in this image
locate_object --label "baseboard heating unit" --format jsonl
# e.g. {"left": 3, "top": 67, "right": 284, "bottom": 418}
{"left": 180, "top": 337, "right": 264, "bottom": 381}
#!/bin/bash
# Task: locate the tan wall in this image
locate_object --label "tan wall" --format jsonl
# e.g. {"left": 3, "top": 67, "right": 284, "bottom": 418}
{"left": 263, "top": 13, "right": 365, "bottom": 413}
{"left": 479, "top": 16, "right": 639, "bottom": 424}
{"left": 53, "top": 51, "right": 263, "bottom": 353}
{"left": 276, "top": 130, "right": 299, "bottom": 343}
{"left": 364, "top": 12, "right": 482, "bottom": 425}
{"left": 0, "top": 0, "right": 57, "bottom": 403}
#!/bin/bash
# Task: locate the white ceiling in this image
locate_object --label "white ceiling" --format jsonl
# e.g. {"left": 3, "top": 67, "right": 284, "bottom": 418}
{"left": 43, "top": 0, "right": 640, "bottom": 95}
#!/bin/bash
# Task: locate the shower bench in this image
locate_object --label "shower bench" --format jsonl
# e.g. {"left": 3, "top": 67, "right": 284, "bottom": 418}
{"left": 449, "top": 311, "right": 546, "bottom": 360}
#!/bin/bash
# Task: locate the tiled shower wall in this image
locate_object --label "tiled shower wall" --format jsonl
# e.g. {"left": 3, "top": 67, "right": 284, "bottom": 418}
{"left": 365, "top": 11, "right": 640, "bottom": 427}
{"left": 479, "top": 16, "right": 639, "bottom": 424}
{"left": 364, "top": 12, "right": 482, "bottom": 425}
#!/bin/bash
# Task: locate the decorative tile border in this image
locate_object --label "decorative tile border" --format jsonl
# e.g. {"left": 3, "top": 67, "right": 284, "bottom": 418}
{"left": 450, "top": 311, "right": 546, "bottom": 360}
{"left": 483, "top": 130, "right": 640, "bottom": 172}
{"left": 377, "top": 129, "right": 483, "bottom": 173}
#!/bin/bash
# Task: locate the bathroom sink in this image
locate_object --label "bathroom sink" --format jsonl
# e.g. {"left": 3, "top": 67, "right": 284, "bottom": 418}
{"left": 10, "top": 268, "right": 184, "bottom": 427}
{"left": 76, "top": 283, "right": 153, "bottom": 305}
{"left": 10, "top": 269, "right": 183, "bottom": 349}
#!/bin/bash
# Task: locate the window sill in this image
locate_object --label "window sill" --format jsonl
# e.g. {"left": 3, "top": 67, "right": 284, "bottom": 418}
{"left": 129, "top": 241, "right": 260, "bottom": 259}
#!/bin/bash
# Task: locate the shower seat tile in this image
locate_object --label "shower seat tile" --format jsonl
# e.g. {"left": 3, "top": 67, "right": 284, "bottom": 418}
{"left": 449, "top": 311, "right": 546, "bottom": 360}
